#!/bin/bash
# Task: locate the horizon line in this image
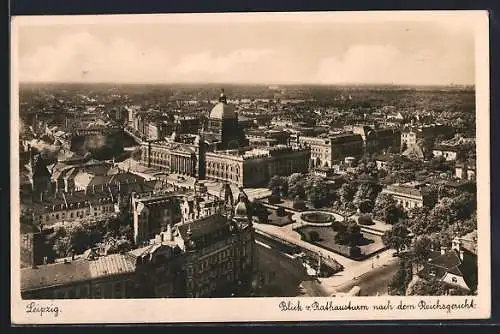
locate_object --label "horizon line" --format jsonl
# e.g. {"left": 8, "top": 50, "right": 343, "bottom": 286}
{"left": 18, "top": 81, "right": 476, "bottom": 88}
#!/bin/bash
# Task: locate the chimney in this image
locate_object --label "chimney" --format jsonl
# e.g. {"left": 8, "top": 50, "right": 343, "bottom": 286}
{"left": 440, "top": 246, "right": 446, "bottom": 255}
{"left": 459, "top": 250, "right": 464, "bottom": 261}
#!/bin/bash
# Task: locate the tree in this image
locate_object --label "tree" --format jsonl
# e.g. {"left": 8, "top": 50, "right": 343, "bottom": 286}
{"left": 66, "top": 222, "right": 91, "bottom": 254}
{"left": 276, "top": 207, "right": 286, "bottom": 217}
{"left": 412, "top": 235, "right": 432, "bottom": 271}
{"left": 382, "top": 170, "right": 416, "bottom": 185}
{"left": 288, "top": 173, "right": 306, "bottom": 199}
{"left": 268, "top": 194, "right": 281, "bottom": 204}
{"left": 385, "top": 155, "right": 422, "bottom": 172}
{"left": 339, "top": 182, "right": 356, "bottom": 205}
{"left": 335, "top": 219, "right": 362, "bottom": 247}
{"left": 119, "top": 224, "right": 134, "bottom": 241}
{"left": 358, "top": 214, "right": 374, "bottom": 226}
{"left": 406, "top": 206, "right": 431, "bottom": 234}
{"left": 358, "top": 199, "right": 374, "bottom": 214}
{"left": 52, "top": 236, "right": 72, "bottom": 258}
{"left": 251, "top": 201, "right": 270, "bottom": 223}
{"left": 428, "top": 155, "right": 452, "bottom": 172}
{"left": 408, "top": 279, "right": 449, "bottom": 296}
{"left": 268, "top": 175, "right": 286, "bottom": 196}
{"left": 332, "top": 219, "right": 345, "bottom": 232}
{"left": 388, "top": 260, "right": 413, "bottom": 296}
{"left": 372, "top": 193, "right": 406, "bottom": 224}
{"left": 305, "top": 175, "right": 329, "bottom": 208}
{"left": 382, "top": 223, "right": 411, "bottom": 255}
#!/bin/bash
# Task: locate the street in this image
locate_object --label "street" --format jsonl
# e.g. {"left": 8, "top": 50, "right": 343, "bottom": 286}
{"left": 254, "top": 241, "right": 328, "bottom": 297}
{"left": 334, "top": 258, "right": 400, "bottom": 296}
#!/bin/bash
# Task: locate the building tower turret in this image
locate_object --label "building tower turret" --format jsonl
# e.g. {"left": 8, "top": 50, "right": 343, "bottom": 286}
{"left": 234, "top": 187, "right": 252, "bottom": 227}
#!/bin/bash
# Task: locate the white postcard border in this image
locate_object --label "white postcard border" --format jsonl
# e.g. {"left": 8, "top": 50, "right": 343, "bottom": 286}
{"left": 10, "top": 10, "right": 491, "bottom": 324}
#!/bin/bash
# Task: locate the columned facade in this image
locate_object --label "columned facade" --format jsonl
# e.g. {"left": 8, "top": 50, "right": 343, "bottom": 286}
{"left": 141, "top": 141, "right": 198, "bottom": 177}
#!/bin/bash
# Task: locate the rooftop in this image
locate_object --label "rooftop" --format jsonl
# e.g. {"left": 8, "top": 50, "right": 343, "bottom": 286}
{"left": 177, "top": 213, "right": 230, "bottom": 240}
{"left": 418, "top": 248, "right": 477, "bottom": 291}
{"left": 21, "top": 253, "right": 136, "bottom": 292}
{"left": 383, "top": 183, "right": 424, "bottom": 198}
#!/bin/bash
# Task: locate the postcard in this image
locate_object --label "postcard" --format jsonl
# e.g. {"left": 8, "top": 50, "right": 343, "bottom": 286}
{"left": 10, "top": 10, "right": 490, "bottom": 324}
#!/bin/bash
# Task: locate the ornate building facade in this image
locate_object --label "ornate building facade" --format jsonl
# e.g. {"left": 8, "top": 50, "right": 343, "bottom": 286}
{"left": 296, "top": 133, "right": 364, "bottom": 168}
{"left": 139, "top": 90, "right": 311, "bottom": 187}
{"left": 22, "top": 184, "right": 256, "bottom": 299}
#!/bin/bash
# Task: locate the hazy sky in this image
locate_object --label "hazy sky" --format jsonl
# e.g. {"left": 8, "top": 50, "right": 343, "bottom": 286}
{"left": 14, "top": 12, "right": 479, "bottom": 85}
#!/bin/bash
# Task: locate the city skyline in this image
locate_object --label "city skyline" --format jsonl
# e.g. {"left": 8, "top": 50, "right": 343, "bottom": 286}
{"left": 14, "top": 12, "right": 478, "bottom": 86}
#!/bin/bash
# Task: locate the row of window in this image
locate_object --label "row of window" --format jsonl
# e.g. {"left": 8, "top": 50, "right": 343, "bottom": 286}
{"left": 206, "top": 161, "right": 240, "bottom": 174}
{"left": 394, "top": 198, "right": 422, "bottom": 209}
{"left": 206, "top": 169, "right": 241, "bottom": 182}
{"left": 198, "top": 238, "right": 230, "bottom": 256}
{"left": 35, "top": 280, "right": 134, "bottom": 299}
{"left": 38, "top": 205, "right": 115, "bottom": 223}
{"left": 198, "top": 248, "right": 234, "bottom": 272}
{"left": 186, "top": 272, "right": 238, "bottom": 294}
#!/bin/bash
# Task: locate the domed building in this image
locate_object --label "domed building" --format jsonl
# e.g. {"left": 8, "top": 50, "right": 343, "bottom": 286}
{"left": 139, "top": 89, "right": 311, "bottom": 188}
{"left": 206, "top": 89, "right": 248, "bottom": 150}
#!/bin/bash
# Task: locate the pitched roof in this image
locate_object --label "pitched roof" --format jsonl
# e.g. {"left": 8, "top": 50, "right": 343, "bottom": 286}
{"left": 418, "top": 248, "right": 477, "bottom": 291}
{"left": 330, "top": 133, "right": 363, "bottom": 144}
{"left": 433, "top": 144, "right": 459, "bottom": 152}
{"left": 21, "top": 254, "right": 136, "bottom": 292}
{"left": 177, "top": 213, "right": 230, "bottom": 240}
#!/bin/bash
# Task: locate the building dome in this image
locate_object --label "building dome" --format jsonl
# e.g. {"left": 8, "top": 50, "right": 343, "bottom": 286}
{"left": 234, "top": 188, "right": 250, "bottom": 218}
{"left": 209, "top": 102, "right": 236, "bottom": 120}
{"left": 209, "top": 89, "right": 237, "bottom": 120}
{"left": 235, "top": 199, "right": 248, "bottom": 217}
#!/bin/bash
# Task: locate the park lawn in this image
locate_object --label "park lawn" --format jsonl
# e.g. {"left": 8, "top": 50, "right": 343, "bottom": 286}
{"left": 264, "top": 209, "right": 294, "bottom": 227}
{"left": 296, "top": 226, "right": 385, "bottom": 258}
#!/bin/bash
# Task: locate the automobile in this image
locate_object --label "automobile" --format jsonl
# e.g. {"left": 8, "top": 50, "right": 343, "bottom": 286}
{"left": 392, "top": 252, "right": 399, "bottom": 257}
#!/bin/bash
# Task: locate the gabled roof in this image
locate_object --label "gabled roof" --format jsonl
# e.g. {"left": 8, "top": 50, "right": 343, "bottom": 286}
{"left": 418, "top": 248, "right": 477, "bottom": 291}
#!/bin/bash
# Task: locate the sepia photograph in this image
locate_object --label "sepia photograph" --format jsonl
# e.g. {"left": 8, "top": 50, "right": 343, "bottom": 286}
{"left": 10, "top": 11, "right": 490, "bottom": 324}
